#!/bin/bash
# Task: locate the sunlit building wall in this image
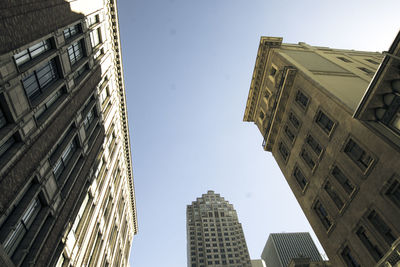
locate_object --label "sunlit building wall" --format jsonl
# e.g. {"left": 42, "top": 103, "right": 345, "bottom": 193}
{"left": 243, "top": 35, "right": 400, "bottom": 266}
{"left": 187, "top": 190, "right": 251, "bottom": 267}
{"left": 0, "top": 0, "right": 137, "bottom": 266}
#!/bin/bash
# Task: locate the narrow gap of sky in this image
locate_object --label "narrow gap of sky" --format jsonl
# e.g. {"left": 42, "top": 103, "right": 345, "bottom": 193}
{"left": 117, "top": 0, "right": 399, "bottom": 266}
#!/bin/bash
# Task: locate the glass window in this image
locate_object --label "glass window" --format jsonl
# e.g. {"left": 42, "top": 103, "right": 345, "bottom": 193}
{"left": 358, "top": 67, "right": 374, "bottom": 75}
{"left": 295, "top": 90, "right": 309, "bottom": 109}
{"left": 365, "top": 59, "right": 379, "bottom": 65}
{"left": 14, "top": 39, "right": 52, "bottom": 67}
{"left": 288, "top": 112, "right": 300, "bottom": 129}
{"left": 341, "top": 246, "right": 360, "bottom": 267}
{"left": 0, "top": 105, "right": 7, "bottom": 129}
{"left": 293, "top": 166, "right": 308, "bottom": 190}
{"left": 284, "top": 125, "right": 295, "bottom": 143}
{"left": 90, "top": 28, "right": 102, "bottom": 48}
{"left": 73, "top": 63, "right": 89, "bottom": 83}
{"left": 68, "top": 41, "right": 84, "bottom": 65}
{"left": 0, "top": 136, "right": 16, "bottom": 158}
{"left": 338, "top": 57, "right": 352, "bottom": 63}
{"left": 35, "top": 89, "right": 63, "bottom": 120}
{"left": 356, "top": 227, "right": 383, "bottom": 262}
{"left": 367, "top": 210, "right": 396, "bottom": 246}
{"left": 314, "top": 200, "right": 332, "bottom": 230}
{"left": 22, "top": 59, "right": 59, "bottom": 101}
{"left": 88, "top": 14, "right": 100, "bottom": 26}
{"left": 278, "top": 142, "right": 289, "bottom": 161}
{"left": 306, "top": 135, "right": 322, "bottom": 156}
{"left": 324, "top": 181, "right": 344, "bottom": 210}
{"left": 300, "top": 149, "right": 316, "bottom": 170}
{"left": 64, "top": 24, "right": 81, "bottom": 39}
{"left": 331, "top": 166, "right": 354, "bottom": 195}
{"left": 386, "top": 178, "right": 400, "bottom": 209}
{"left": 344, "top": 139, "right": 373, "bottom": 171}
{"left": 316, "top": 111, "right": 334, "bottom": 134}
{"left": 3, "top": 198, "right": 41, "bottom": 255}
{"left": 83, "top": 107, "right": 95, "bottom": 131}
{"left": 52, "top": 138, "right": 77, "bottom": 179}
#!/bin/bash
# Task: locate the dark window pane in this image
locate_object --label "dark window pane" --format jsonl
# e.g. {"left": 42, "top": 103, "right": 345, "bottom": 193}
{"left": 0, "top": 106, "right": 8, "bottom": 128}
{"left": 367, "top": 210, "right": 396, "bottom": 246}
{"left": 356, "top": 227, "right": 383, "bottom": 262}
{"left": 386, "top": 179, "right": 400, "bottom": 209}
{"left": 316, "top": 111, "right": 334, "bottom": 134}
{"left": 284, "top": 125, "right": 295, "bottom": 142}
{"left": 278, "top": 142, "right": 289, "bottom": 161}
{"left": 300, "top": 149, "right": 316, "bottom": 170}
{"left": 344, "top": 139, "right": 372, "bottom": 171}
{"left": 341, "top": 246, "right": 360, "bottom": 267}
{"left": 314, "top": 201, "right": 332, "bottom": 230}
{"left": 289, "top": 112, "right": 300, "bottom": 129}
{"left": 295, "top": 90, "right": 309, "bottom": 109}
{"left": 331, "top": 166, "right": 354, "bottom": 195}
{"left": 324, "top": 181, "right": 344, "bottom": 209}
{"left": 0, "top": 136, "right": 15, "bottom": 157}
{"left": 293, "top": 166, "right": 308, "bottom": 190}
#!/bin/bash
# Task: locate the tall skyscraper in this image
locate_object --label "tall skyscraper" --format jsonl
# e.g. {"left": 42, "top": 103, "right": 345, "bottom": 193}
{"left": 187, "top": 190, "right": 251, "bottom": 267}
{"left": 243, "top": 33, "right": 400, "bottom": 266}
{"left": 261, "top": 232, "right": 323, "bottom": 267}
{"left": 0, "top": 0, "right": 137, "bottom": 266}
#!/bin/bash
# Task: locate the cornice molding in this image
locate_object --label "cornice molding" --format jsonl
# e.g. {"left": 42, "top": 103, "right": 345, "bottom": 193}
{"left": 107, "top": 0, "right": 138, "bottom": 235}
{"left": 243, "top": 37, "right": 282, "bottom": 122}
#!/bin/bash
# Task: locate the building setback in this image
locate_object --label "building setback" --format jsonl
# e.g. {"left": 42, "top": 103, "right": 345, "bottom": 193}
{"left": 187, "top": 190, "right": 251, "bottom": 267}
{"left": 243, "top": 34, "right": 400, "bottom": 266}
{"left": 261, "top": 232, "right": 322, "bottom": 267}
{"left": 0, "top": 0, "right": 137, "bottom": 266}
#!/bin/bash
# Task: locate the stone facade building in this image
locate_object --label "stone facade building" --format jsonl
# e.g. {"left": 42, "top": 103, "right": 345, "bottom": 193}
{"left": 0, "top": 0, "right": 137, "bottom": 266}
{"left": 243, "top": 34, "right": 400, "bottom": 266}
{"left": 187, "top": 190, "right": 251, "bottom": 267}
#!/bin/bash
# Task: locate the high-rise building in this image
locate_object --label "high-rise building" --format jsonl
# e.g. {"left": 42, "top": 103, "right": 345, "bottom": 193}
{"left": 186, "top": 190, "right": 251, "bottom": 267}
{"left": 261, "top": 232, "right": 322, "bottom": 267}
{"left": 243, "top": 33, "right": 400, "bottom": 266}
{"left": 0, "top": 0, "right": 137, "bottom": 266}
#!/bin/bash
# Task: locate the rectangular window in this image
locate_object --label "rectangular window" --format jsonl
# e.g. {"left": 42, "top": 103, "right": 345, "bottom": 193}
{"left": 73, "top": 63, "right": 89, "bottom": 84}
{"left": 68, "top": 41, "right": 84, "bottom": 65}
{"left": 35, "top": 89, "right": 63, "bottom": 120}
{"left": 22, "top": 58, "right": 59, "bottom": 101}
{"left": 278, "top": 142, "right": 289, "bottom": 161}
{"left": 90, "top": 28, "right": 102, "bottom": 48}
{"left": 356, "top": 226, "right": 383, "bottom": 262}
{"left": 83, "top": 107, "right": 96, "bottom": 131}
{"left": 94, "top": 48, "right": 104, "bottom": 60}
{"left": 367, "top": 210, "right": 396, "bottom": 246}
{"left": 288, "top": 112, "right": 300, "bottom": 129}
{"left": 358, "top": 67, "right": 374, "bottom": 75}
{"left": 314, "top": 200, "right": 332, "bottom": 230}
{"left": 0, "top": 105, "right": 7, "bottom": 129}
{"left": 324, "top": 181, "right": 344, "bottom": 210}
{"left": 295, "top": 90, "right": 309, "bottom": 109}
{"left": 52, "top": 138, "right": 77, "bottom": 179}
{"left": 341, "top": 246, "right": 360, "bottom": 267}
{"left": 88, "top": 14, "right": 100, "bottom": 26}
{"left": 306, "top": 135, "right": 322, "bottom": 156}
{"left": 63, "top": 24, "right": 81, "bottom": 39}
{"left": 344, "top": 139, "right": 373, "bottom": 171}
{"left": 366, "top": 59, "right": 379, "bottom": 65}
{"left": 3, "top": 198, "right": 41, "bottom": 256}
{"left": 283, "top": 125, "right": 295, "bottom": 143}
{"left": 331, "top": 166, "right": 354, "bottom": 195}
{"left": 14, "top": 39, "right": 52, "bottom": 67}
{"left": 385, "top": 179, "right": 400, "bottom": 209}
{"left": 316, "top": 111, "right": 334, "bottom": 135}
{"left": 338, "top": 57, "right": 352, "bottom": 63}
{"left": 0, "top": 135, "right": 16, "bottom": 158}
{"left": 300, "top": 149, "right": 316, "bottom": 170}
{"left": 293, "top": 166, "right": 308, "bottom": 190}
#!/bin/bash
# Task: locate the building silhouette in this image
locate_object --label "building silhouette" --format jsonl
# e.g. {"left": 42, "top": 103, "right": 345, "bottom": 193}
{"left": 261, "top": 232, "right": 322, "bottom": 267}
{"left": 243, "top": 33, "right": 400, "bottom": 266}
{"left": 187, "top": 190, "right": 251, "bottom": 267}
{"left": 0, "top": 0, "right": 137, "bottom": 266}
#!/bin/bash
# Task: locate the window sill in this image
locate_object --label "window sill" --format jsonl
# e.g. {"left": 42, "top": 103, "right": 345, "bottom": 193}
{"left": 30, "top": 79, "right": 65, "bottom": 108}
{"left": 17, "top": 50, "right": 58, "bottom": 74}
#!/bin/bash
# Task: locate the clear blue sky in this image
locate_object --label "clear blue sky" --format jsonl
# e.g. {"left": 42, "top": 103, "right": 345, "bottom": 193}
{"left": 117, "top": 1, "right": 399, "bottom": 266}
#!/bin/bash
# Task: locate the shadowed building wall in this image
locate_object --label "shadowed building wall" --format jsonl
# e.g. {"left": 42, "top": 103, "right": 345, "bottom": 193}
{"left": 0, "top": 0, "right": 137, "bottom": 266}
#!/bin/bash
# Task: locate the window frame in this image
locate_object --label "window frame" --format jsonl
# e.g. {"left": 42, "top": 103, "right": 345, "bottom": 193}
{"left": 343, "top": 137, "right": 375, "bottom": 174}
{"left": 294, "top": 89, "right": 310, "bottom": 112}
{"left": 315, "top": 109, "right": 336, "bottom": 137}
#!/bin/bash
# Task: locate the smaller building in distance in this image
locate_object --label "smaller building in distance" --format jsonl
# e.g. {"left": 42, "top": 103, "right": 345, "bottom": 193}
{"left": 186, "top": 190, "right": 252, "bottom": 267}
{"left": 261, "top": 232, "right": 323, "bottom": 267}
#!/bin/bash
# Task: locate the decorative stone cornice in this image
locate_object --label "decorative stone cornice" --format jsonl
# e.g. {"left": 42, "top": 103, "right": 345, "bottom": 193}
{"left": 107, "top": 0, "right": 138, "bottom": 235}
{"left": 243, "top": 37, "right": 282, "bottom": 122}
